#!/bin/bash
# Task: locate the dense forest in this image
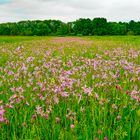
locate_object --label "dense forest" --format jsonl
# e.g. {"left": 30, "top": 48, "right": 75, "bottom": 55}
{"left": 0, "top": 18, "right": 140, "bottom": 36}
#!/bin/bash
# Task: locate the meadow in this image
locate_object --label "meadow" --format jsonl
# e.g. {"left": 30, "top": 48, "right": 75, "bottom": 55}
{"left": 0, "top": 36, "right": 140, "bottom": 140}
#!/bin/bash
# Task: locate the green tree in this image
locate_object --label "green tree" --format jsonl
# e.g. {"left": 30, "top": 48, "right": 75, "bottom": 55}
{"left": 73, "top": 18, "right": 92, "bottom": 35}
{"left": 57, "top": 23, "right": 69, "bottom": 35}
{"left": 92, "top": 18, "right": 108, "bottom": 35}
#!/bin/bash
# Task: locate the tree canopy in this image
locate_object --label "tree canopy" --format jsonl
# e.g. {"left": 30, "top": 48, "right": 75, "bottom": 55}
{"left": 0, "top": 18, "right": 140, "bottom": 36}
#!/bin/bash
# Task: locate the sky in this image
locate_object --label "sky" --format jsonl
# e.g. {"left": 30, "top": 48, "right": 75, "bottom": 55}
{"left": 0, "top": 0, "right": 140, "bottom": 23}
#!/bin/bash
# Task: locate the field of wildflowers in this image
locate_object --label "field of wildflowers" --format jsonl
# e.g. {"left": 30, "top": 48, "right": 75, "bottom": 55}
{"left": 0, "top": 36, "right": 140, "bottom": 140}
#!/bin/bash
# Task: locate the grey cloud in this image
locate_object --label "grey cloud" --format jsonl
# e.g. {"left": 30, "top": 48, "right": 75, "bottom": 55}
{"left": 0, "top": 0, "right": 140, "bottom": 23}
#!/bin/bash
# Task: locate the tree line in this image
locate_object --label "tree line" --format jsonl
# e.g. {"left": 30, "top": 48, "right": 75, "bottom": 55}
{"left": 0, "top": 18, "right": 140, "bottom": 36}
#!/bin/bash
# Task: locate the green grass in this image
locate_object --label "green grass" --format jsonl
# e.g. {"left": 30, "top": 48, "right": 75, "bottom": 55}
{"left": 0, "top": 36, "right": 140, "bottom": 140}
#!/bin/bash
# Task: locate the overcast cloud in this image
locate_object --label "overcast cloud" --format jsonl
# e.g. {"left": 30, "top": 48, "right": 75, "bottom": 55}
{"left": 0, "top": 0, "right": 140, "bottom": 23}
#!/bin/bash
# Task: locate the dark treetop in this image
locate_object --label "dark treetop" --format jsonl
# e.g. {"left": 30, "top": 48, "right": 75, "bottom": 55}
{"left": 0, "top": 18, "right": 140, "bottom": 36}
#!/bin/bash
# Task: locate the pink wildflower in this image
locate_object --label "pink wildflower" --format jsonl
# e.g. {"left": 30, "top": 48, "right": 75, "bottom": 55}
{"left": 70, "top": 124, "right": 75, "bottom": 129}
